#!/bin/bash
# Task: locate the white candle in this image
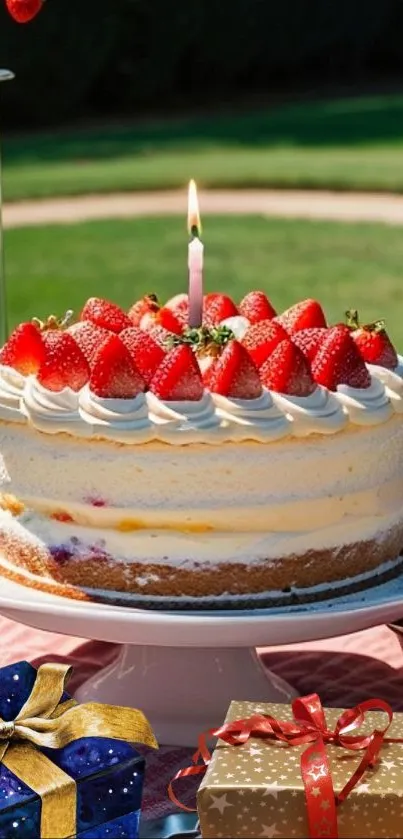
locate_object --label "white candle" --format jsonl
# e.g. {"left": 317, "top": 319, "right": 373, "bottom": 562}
{"left": 187, "top": 180, "right": 204, "bottom": 328}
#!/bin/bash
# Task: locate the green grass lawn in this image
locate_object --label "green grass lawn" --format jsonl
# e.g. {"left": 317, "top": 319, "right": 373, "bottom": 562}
{"left": 4, "top": 214, "right": 403, "bottom": 346}
{"left": 3, "top": 93, "right": 403, "bottom": 201}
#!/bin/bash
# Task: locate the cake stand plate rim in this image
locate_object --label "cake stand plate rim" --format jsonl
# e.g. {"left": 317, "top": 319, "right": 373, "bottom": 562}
{"left": 0, "top": 573, "right": 402, "bottom": 647}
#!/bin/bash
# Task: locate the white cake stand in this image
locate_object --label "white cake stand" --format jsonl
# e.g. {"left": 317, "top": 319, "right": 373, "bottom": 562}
{"left": 0, "top": 575, "right": 402, "bottom": 745}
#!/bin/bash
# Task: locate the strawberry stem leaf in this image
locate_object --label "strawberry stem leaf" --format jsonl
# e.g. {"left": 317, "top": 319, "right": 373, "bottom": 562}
{"left": 32, "top": 310, "right": 74, "bottom": 332}
{"left": 345, "top": 309, "right": 360, "bottom": 329}
{"left": 145, "top": 293, "right": 160, "bottom": 308}
{"left": 165, "top": 325, "right": 235, "bottom": 354}
{"left": 363, "top": 319, "right": 386, "bottom": 334}
{"left": 346, "top": 309, "right": 386, "bottom": 334}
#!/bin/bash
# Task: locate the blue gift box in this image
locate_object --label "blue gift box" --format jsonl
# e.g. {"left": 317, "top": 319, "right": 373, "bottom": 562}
{"left": 0, "top": 661, "right": 146, "bottom": 839}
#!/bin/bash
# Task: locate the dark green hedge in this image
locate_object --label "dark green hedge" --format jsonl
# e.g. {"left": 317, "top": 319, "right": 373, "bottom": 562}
{"left": 0, "top": 0, "right": 402, "bottom": 126}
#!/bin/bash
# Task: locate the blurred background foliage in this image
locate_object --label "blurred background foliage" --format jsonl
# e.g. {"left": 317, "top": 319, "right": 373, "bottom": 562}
{"left": 3, "top": 0, "right": 403, "bottom": 342}
{"left": 1, "top": 0, "right": 403, "bottom": 127}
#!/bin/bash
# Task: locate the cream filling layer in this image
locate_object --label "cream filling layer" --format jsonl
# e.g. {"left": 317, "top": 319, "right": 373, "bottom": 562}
{"left": 2, "top": 504, "right": 403, "bottom": 566}
{"left": 19, "top": 472, "right": 403, "bottom": 534}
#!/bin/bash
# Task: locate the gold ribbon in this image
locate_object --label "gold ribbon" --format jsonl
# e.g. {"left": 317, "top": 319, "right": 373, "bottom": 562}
{"left": 0, "top": 662, "right": 157, "bottom": 838}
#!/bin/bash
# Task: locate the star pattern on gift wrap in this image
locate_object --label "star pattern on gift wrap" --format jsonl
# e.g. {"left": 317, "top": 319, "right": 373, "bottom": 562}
{"left": 307, "top": 763, "right": 327, "bottom": 781}
{"left": 382, "top": 760, "right": 396, "bottom": 770}
{"left": 259, "top": 823, "right": 280, "bottom": 838}
{"left": 262, "top": 782, "right": 281, "bottom": 799}
{"left": 314, "top": 817, "right": 332, "bottom": 837}
{"left": 201, "top": 702, "right": 403, "bottom": 838}
{"left": 208, "top": 793, "right": 234, "bottom": 814}
{"left": 355, "top": 782, "right": 371, "bottom": 794}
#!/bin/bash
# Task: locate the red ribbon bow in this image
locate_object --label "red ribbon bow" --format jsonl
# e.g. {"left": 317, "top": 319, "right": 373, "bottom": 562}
{"left": 169, "top": 694, "right": 403, "bottom": 838}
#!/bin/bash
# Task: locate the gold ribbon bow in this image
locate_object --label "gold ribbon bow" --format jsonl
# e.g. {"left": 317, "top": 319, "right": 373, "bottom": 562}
{"left": 0, "top": 662, "right": 157, "bottom": 839}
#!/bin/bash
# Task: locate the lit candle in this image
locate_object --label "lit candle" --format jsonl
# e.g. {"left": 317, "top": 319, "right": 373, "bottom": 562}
{"left": 187, "top": 180, "right": 204, "bottom": 328}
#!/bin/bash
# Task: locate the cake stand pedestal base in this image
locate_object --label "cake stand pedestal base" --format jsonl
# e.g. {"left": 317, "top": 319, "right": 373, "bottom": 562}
{"left": 75, "top": 644, "right": 296, "bottom": 746}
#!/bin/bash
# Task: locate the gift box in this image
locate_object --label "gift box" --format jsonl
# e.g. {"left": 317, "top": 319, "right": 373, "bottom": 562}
{"left": 194, "top": 696, "right": 403, "bottom": 839}
{"left": 0, "top": 660, "right": 157, "bottom": 838}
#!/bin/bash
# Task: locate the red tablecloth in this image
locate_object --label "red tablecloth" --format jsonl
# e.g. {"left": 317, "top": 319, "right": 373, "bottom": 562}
{"left": 1, "top": 618, "right": 403, "bottom": 820}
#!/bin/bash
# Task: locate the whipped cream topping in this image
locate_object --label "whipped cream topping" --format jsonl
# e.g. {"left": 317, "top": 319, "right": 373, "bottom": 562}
{"left": 220, "top": 315, "right": 250, "bottom": 340}
{"left": 147, "top": 390, "right": 225, "bottom": 442}
{"left": 369, "top": 354, "right": 403, "bottom": 413}
{"left": 272, "top": 385, "right": 347, "bottom": 436}
{"left": 0, "top": 365, "right": 25, "bottom": 422}
{"left": 336, "top": 377, "right": 393, "bottom": 425}
{"left": 22, "top": 376, "right": 83, "bottom": 434}
{"left": 79, "top": 386, "right": 152, "bottom": 442}
{"left": 213, "top": 388, "right": 290, "bottom": 440}
{"left": 1, "top": 360, "right": 401, "bottom": 444}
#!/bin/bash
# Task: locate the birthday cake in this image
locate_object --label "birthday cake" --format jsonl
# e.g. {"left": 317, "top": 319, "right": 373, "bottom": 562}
{"left": 0, "top": 290, "right": 403, "bottom": 609}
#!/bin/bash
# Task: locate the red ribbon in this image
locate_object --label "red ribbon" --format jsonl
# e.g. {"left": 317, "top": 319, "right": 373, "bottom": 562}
{"left": 169, "top": 694, "right": 403, "bottom": 838}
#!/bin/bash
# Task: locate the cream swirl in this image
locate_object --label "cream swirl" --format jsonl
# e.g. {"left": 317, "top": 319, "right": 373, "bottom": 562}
{"left": 79, "top": 386, "right": 152, "bottom": 443}
{"left": 336, "top": 377, "right": 393, "bottom": 425}
{"left": 368, "top": 355, "right": 403, "bottom": 413}
{"left": 220, "top": 315, "right": 250, "bottom": 340}
{"left": 147, "top": 390, "right": 225, "bottom": 443}
{"left": 1, "top": 362, "right": 401, "bottom": 442}
{"left": 0, "top": 365, "right": 26, "bottom": 422}
{"left": 213, "top": 388, "right": 290, "bottom": 440}
{"left": 272, "top": 386, "right": 347, "bottom": 436}
{"left": 22, "top": 376, "right": 84, "bottom": 434}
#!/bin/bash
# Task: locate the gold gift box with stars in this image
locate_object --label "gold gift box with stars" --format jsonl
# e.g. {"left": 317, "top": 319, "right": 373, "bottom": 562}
{"left": 197, "top": 700, "right": 403, "bottom": 839}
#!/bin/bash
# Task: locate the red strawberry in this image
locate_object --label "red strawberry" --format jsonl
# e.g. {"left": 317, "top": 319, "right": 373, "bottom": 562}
{"left": 239, "top": 291, "right": 276, "bottom": 324}
{"left": 90, "top": 335, "right": 146, "bottom": 399}
{"left": 147, "top": 324, "right": 174, "bottom": 349}
{"left": 203, "top": 293, "right": 238, "bottom": 326}
{"left": 205, "top": 340, "right": 262, "bottom": 399}
{"left": 292, "top": 327, "right": 328, "bottom": 363}
{"left": 275, "top": 299, "right": 327, "bottom": 335}
{"left": 128, "top": 294, "right": 160, "bottom": 327}
{"left": 120, "top": 327, "right": 165, "bottom": 385}
{"left": 260, "top": 339, "right": 316, "bottom": 396}
{"left": 242, "top": 319, "right": 288, "bottom": 368}
{"left": 68, "top": 321, "right": 111, "bottom": 366}
{"left": 166, "top": 293, "right": 189, "bottom": 313}
{"left": 38, "top": 332, "right": 89, "bottom": 392}
{"left": 346, "top": 310, "right": 398, "bottom": 370}
{"left": 312, "top": 325, "right": 371, "bottom": 390}
{"left": 5, "top": 0, "right": 43, "bottom": 23}
{"left": 150, "top": 345, "right": 203, "bottom": 401}
{"left": 0, "top": 322, "right": 45, "bottom": 375}
{"left": 80, "top": 297, "right": 131, "bottom": 334}
{"left": 140, "top": 306, "right": 183, "bottom": 335}
{"left": 165, "top": 294, "right": 189, "bottom": 328}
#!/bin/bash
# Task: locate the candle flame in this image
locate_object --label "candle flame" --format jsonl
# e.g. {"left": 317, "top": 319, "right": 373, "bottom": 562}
{"left": 187, "top": 180, "right": 202, "bottom": 236}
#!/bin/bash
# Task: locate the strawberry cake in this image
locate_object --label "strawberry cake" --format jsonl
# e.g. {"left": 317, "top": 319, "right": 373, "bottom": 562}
{"left": 0, "top": 291, "right": 403, "bottom": 609}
